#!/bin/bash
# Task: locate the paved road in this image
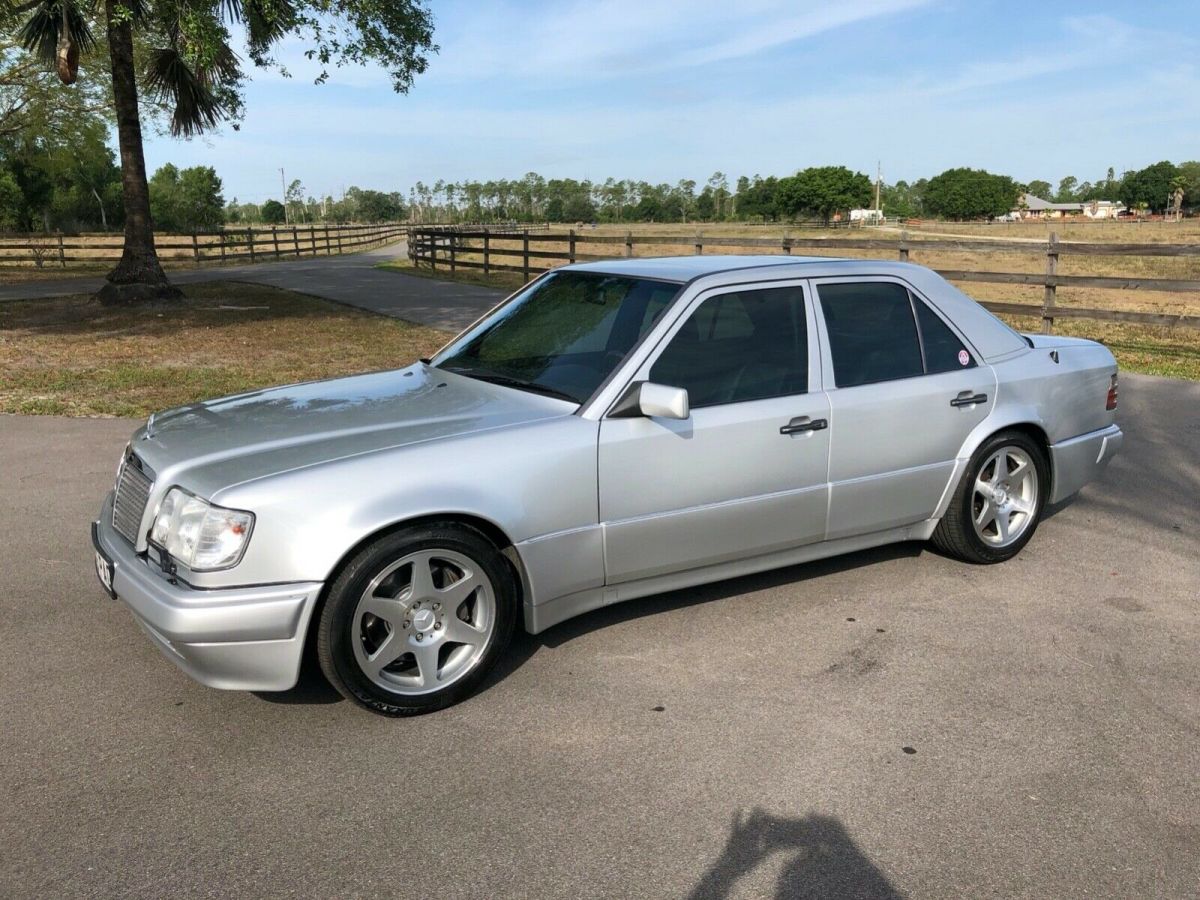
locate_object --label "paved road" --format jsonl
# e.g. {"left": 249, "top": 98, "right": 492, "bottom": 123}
{"left": 1, "top": 374, "right": 1197, "bottom": 899}
{"left": 0, "top": 242, "right": 505, "bottom": 332}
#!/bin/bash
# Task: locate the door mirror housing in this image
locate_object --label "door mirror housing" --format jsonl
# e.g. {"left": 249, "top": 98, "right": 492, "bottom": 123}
{"left": 610, "top": 381, "right": 690, "bottom": 420}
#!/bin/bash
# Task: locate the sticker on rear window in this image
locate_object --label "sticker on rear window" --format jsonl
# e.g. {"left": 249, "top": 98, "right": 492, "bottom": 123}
{"left": 958, "top": 350, "right": 970, "bottom": 366}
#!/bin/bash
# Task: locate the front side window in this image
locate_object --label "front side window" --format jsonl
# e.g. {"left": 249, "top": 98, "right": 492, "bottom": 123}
{"left": 434, "top": 271, "right": 681, "bottom": 403}
{"left": 649, "top": 286, "right": 808, "bottom": 408}
{"left": 818, "top": 282, "right": 924, "bottom": 388}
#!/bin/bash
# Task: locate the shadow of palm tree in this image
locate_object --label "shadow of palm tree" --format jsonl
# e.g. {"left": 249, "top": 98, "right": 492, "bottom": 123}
{"left": 689, "top": 808, "right": 903, "bottom": 900}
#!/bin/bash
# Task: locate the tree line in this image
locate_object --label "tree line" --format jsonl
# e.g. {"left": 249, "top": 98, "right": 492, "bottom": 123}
{"left": 406, "top": 160, "right": 1199, "bottom": 225}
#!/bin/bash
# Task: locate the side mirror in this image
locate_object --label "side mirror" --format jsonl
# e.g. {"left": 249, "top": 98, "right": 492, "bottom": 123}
{"left": 611, "top": 381, "right": 690, "bottom": 420}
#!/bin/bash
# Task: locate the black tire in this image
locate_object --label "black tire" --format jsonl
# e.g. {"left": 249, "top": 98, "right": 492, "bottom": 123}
{"left": 317, "top": 523, "right": 517, "bottom": 716}
{"left": 931, "top": 429, "right": 1049, "bottom": 564}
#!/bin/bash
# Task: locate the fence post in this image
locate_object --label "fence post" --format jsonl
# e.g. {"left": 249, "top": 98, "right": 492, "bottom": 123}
{"left": 624, "top": 230, "right": 633, "bottom": 258}
{"left": 325, "top": 226, "right": 332, "bottom": 255}
{"left": 450, "top": 235, "right": 457, "bottom": 273}
{"left": 192, "top": 232, "right": 201, "bottom": 266}
{"left": 568, "top": 229, "right": 576, "bottom": 264}
{"left": 1042, "top": 232, "right": 1059, "bottom": 334}
{"left": 782, "top": 234, "right": 792, "bottom": 256}
{"left": 431, "top": 233, "right": 437, "bottom": 270}
{"left": 310, "top": 227, "right": 318, "bottom": 256}
{"left": 336, "top": 226, "right": 344, "bottom": 255}
{"left": 57, "top": 232, "right": 66, "bottom": 268}
{"left": 247, "top": 228, "right": 256, "bottom": 263}
{"left": 272, "top": 227, "right": 281, "bottom": 260}
{"left": 220, "top": 231, "right": 227, "bottom": 263}
{"left": 694, "top": 231, "right": 703, "bottom": 255}
{"left": 293, "top": 226, "right": 300, "bottom": 258}
{"left": 483, "top": 233, "right": 490, "bottom": 274}
{"left": 522, "top": 229, "right": 530, "bottom": 281}
{"left": 898, "top": 229, "right": 909, "bottom": 262}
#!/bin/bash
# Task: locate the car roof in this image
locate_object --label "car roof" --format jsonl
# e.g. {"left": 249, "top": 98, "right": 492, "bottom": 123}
{"left": 566, "top": 254, "right": 827, "bottom": 282}
{"left": 566, "top": 254, "right": 922, "bottom": 283}
{"left": 565, "top": 254, "right": 1029, "bottom": 362}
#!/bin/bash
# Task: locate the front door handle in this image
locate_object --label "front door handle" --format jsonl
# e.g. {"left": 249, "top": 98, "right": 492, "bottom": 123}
{"left": 780, "top": 416, "right": 828, "bottom": 435}
{"left": 950, "top": 391, "right": 988, "bottom": 408}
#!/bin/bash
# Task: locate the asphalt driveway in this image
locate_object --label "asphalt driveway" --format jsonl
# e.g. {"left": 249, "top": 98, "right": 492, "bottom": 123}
{"left": 0, "top": 242, "right": 505, "bottom": 332}
{"left": 1, "top": 373, "right": 1197, "bottom": 898}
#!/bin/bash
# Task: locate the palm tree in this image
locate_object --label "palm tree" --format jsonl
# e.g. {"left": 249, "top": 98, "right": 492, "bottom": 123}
{"left": 15, "top": 1, "right": 270, "bottom": 302}
{"left": 10, "top": 2, "right": 435, "bottom": 286}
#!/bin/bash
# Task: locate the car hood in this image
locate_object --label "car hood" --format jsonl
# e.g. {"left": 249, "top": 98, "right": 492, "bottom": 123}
{"left": 128, "top": 363, "right": 574, "bottom": 497}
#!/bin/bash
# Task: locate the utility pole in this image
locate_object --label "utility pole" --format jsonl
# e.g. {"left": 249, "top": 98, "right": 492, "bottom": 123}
{"left": 280, "top": 167, "right": 289, "bottom": 225}
{"left": 875, "top": 160, "right": 882, "bottom": 217}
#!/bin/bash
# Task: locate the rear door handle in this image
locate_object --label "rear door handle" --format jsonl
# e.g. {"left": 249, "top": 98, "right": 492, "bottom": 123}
{"left": 950, "top": 391, "right": 988, "bottom": 408}
{"left": 780, "top": 416, "right": 828, "bottom": 435}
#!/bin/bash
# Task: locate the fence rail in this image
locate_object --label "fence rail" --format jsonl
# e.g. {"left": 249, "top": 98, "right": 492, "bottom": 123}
{"left": 408, "top": 227, "right": 1200, "bottom": 332}
{"left": 0, "top": 222, "right": 406, "bottom": 268}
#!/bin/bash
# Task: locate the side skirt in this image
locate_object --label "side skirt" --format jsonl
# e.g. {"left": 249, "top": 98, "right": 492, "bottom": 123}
{"left": 523, "top": 518, "right": 939, "bottom": 634}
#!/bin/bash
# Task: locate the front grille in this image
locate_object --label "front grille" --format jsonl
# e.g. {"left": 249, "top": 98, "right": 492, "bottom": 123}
{"left": 112, "top": 451, "right": 154, "bottom": 544}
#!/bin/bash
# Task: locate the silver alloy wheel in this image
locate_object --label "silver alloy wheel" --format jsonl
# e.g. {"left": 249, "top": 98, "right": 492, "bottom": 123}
{"left": 971, "top": 446, "right": 1039, "bottom": 548}
{"left": 351, "top": 548, "right": 496, "bottom": 696}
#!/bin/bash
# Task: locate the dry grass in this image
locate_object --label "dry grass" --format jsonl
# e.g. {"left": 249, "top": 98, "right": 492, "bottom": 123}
{"left": 0, "top": 282, "right": 449, "bottom": 417}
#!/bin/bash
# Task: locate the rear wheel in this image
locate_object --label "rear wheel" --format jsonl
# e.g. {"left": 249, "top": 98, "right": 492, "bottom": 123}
{"left": 317, "top": 524, "right": 517, "bottom": 716}
{"left": 932, "top": 430, "right": 1048, "bottom": 564}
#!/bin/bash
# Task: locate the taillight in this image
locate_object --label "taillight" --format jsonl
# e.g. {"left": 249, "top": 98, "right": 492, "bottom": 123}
{"left": 1106, "top": 373, "right": 1119, "bottom": 411}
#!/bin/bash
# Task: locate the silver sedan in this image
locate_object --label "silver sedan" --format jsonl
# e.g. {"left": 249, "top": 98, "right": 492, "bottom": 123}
{"left": 92, "top": 256, "right": 1123, "bottom": 715}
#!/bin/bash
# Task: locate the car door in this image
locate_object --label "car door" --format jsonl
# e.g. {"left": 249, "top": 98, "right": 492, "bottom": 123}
{"left": 597, "top": 281, "right": 830, "bottom": 584}
{"left": 812, "top": 277, "right": 996, "bottom": 540}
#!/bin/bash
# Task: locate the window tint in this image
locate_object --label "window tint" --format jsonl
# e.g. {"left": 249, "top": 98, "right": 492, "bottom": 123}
{"left": 915, "top": 299, "right": 975, "bottom": 373}
{"left": 649, "top": 287, "right": 807, "bottom": 408}
{"left": 818, "top": 282, "right": 923, "bottom": 387}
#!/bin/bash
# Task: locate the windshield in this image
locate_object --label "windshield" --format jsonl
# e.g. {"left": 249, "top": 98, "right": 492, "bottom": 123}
{"left": 433, "top": 271, "right": 682, "bottom": 404}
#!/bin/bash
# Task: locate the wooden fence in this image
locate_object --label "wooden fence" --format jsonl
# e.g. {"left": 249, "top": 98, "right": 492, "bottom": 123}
{"left": 408, "top": 227, "right": 1200, "bottom": 332}
{"left": 0, "top": 222, "right": 406, "bottom": 269}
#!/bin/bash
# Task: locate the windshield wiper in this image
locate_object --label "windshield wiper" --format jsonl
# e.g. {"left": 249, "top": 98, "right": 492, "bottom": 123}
{"left": 440, "top": 367, "right": 580, "bottom": 404}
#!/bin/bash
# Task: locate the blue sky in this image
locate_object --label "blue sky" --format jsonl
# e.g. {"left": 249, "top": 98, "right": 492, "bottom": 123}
{"left": 142, "top": 0, "right": 1200, "bottom": 205}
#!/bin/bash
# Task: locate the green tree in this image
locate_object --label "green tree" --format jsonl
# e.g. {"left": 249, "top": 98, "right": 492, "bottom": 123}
{"left": 260, "top": 198, "right": 285, "bottom": 224}
{"left": 1055, "top": 176, "right": 1079, "bottom": 202}
{"left": 880, "top": 180, "right": 922, "bottom": 219}
{"left": 922, "top": 167, "right": 1020, "bottom": 220}
{"left": 0, "top": 168, "right": 22, "bottom": 229}
{"left": 148, "top": 163, "right": 223, "bottom": 230}
{"left": 1025, "top": 179, "right": 1052, "bottom": 199}
{"left": 8, "top": 0, "right": 435, "bottom": 303}
{"left": 1119, "top": 161, "right": 1181, "bottom": 214}
{"left": 775, "top": 166, "right": 872, "bottom": 223}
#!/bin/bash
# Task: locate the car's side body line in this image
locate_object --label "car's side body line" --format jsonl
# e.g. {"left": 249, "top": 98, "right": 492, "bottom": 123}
{"left": 524, "top": 518, "right": 939, "bottom": 635}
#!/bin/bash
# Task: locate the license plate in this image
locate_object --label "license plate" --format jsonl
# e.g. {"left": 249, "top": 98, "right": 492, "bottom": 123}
{"left": 94, "top": 547, "right": 116, "bottom": 599}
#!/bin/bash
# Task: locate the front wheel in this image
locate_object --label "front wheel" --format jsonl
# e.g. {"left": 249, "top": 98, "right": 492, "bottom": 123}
{"left": 317, "top": 524, "right": 517, "bottom": 716}
{"left": 931, "top": 430, "right": 1049, "bottom": 564}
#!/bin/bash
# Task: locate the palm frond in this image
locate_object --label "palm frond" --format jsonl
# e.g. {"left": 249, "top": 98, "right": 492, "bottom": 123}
{"left": 242, "top": 0, "right": 294, "bottom": 59}
{"left": 16, "top": 1, "right": 96, "bottom": 66}
{"left": 143, "top": 44, "right": 240, "bottom": 136}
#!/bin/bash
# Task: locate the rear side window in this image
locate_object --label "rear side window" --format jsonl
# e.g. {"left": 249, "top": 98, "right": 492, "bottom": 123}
{"left": 818, "top": 282, "right": 923, "bottom": 388}
{"left": 914, "top": 300, "right": 975, "bottom": 373}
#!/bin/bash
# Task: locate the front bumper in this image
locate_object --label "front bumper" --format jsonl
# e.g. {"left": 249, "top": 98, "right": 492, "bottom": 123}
{"left": 93, "top": 492, "right": 323, "bottom": 691}
{"left": 1049, "top": 423, "right": 1124, "bottom": 504}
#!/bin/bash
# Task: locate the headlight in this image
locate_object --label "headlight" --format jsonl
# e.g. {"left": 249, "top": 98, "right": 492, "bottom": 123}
{"left": 150, "top": 487, "right": 254, "bottom": 571}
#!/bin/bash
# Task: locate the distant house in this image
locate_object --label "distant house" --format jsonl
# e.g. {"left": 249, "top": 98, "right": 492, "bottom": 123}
{"left": 1017, "top": 194, "right": 1083, "bottom": 219}
{"left": 1014, "top": 194, "right": 1125, "bottom": 219}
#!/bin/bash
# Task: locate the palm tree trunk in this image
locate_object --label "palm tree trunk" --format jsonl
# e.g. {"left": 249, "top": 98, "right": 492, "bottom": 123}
{"left": 97, "top": 0, "right": 180, "bottom": 304}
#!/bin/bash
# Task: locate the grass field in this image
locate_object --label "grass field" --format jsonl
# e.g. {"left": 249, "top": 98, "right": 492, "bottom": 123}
{"left": 0, "top": 283, "right": 448, "bottom": 417}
